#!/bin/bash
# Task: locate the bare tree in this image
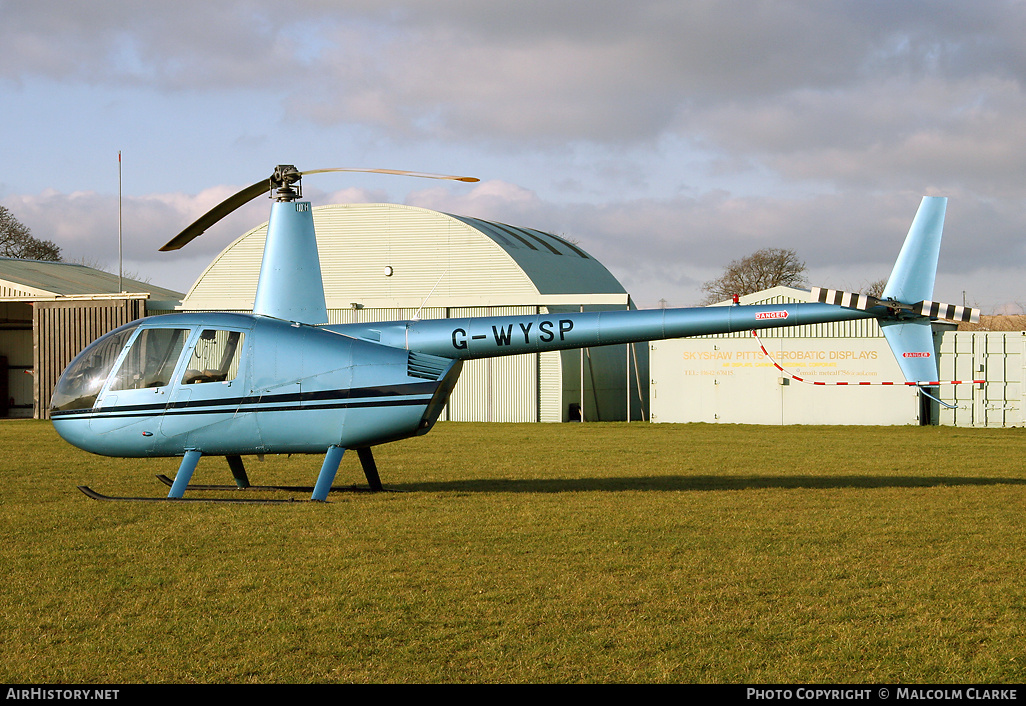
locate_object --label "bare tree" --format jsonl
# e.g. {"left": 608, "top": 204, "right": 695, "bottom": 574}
{"left": 0, "top": 205, "right": 61, "bottom": 261}
{"left": 700, "top": 247, "right": 806, "bottom": 304}
{"left": 859, "top": 278, "right": 887, "bottom": 298}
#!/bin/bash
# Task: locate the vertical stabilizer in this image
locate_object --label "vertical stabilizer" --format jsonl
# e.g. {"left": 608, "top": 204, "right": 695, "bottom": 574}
{"left": 879, "top": 319, "right": 939, "bottom": 384}
{"left": 881, "top": 196, "right": 946, "bottom": 304}
{"left": 253, "top": 200, "right": 328, "bottom": 325}
{"left": 877, "top": 196, "right": 948, "bottom": 384}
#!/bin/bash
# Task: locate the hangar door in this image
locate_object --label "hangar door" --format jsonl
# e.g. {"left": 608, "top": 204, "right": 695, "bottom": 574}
{"left": 33, "top": 299, "right": 147, "bottom": 419}
{"left": 443, "top": 306, "right": 541, "bottom": 422}
{"left": 0, "top": 302, "right": 33, "bottom": 418}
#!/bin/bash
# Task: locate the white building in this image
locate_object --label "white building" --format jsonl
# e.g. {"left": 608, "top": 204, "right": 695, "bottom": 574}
{"left": 649, "top": 287, "right": 1023, "bottom": 427}
{"left": 179, "top": 203, "right": 649, "bottom": 422}
{"left": 0, "top": 258, "right": 182, "bottom": 418}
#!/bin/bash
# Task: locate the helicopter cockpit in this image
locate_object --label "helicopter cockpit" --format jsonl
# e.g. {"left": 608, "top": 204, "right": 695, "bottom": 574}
{"left": 51, "top": 321, "right": 247, "bottom": 413}
{"left": 50, "top": 321, "right": 142, "bottom": 412}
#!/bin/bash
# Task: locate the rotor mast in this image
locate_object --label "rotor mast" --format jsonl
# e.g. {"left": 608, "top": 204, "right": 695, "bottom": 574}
{"left": 158, "top": 163, "right": 479, "bottom": 325}
{"left": 252, "top": 168, "right": 329, "bottom": 325}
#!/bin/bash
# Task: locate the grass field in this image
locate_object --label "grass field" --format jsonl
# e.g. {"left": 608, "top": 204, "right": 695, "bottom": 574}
{"left": 1, "top": 419, "right": 1024, "bottom": 683}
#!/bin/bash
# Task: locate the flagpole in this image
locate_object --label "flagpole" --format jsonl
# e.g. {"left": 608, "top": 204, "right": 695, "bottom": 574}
{"left": 118, "top": 151, "right": 123, "bottom": 292}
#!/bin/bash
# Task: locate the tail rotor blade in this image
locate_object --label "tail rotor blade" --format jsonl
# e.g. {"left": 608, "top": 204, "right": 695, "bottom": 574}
{"left": 911, "top": 300, "right": 981, "bottom": 324}
{"left": 810, "top": 287, "right": 879, "bottom": 311}
{"left": 812, "top": 287, "right": 981, "bottom": 324}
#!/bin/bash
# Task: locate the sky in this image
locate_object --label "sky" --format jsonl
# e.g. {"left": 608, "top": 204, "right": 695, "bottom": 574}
{"left": 1, "top": 1, "right": 1024, "bottom": 312}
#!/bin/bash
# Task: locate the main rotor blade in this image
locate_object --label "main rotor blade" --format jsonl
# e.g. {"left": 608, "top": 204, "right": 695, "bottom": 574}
{"left": 159, "top": 167, "right": 479, "bottom": 252}
{"left": 300, "top": 167, "right": 479, "bottom": 182}
{"left": 160, "top": 178, "right": 272, "bottom": 251}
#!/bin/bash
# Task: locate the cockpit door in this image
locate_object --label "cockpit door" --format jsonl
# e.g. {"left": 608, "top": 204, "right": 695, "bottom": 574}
{"left": 89, "top": 327, "right": 191, "bottom": 438}
{"left": 159, "top": 327, "right": 255, "bottom": 452}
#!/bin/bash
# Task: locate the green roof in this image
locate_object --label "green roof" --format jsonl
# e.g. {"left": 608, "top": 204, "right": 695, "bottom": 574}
{"left": 0, "top": 258, "right": 183, "bottom": 300}
{"left": 444, "top": 214, "right": 626, "bottom": 296}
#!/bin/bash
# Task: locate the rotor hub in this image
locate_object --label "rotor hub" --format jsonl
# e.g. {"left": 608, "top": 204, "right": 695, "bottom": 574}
{"left": 272, "top": 164, "right": 302, "bottom": 202}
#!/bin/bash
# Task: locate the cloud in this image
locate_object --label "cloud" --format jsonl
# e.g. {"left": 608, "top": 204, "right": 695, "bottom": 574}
{"left": 405, "top": 180, "right": 543, "bottom": 223}
{"left": 2, "top": 186, "right": 274, "bottom": 289}
{"left": 0, "top": 3, "right": 305, "bottom": 89}
{"left": 4, "top": 1, "right": 1008, "bottom": 209}
{"left": 7, "top": 3, "right": 1022, "bottom": 141}
{"left": 2, "top": 2, "right": 1023, "bottom": 311}
{"left": 5, "top": 175, "right": 1022, "bottom": 312}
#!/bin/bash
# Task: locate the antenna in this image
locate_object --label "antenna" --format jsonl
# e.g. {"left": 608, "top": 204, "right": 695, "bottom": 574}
{"left": 411, "top": 270, "right": 447, "bottom": 322}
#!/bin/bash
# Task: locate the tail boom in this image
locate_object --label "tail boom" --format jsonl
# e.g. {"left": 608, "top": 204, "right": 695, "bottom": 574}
{"left": 332, "top": 302, "right": 874, "bottom": 361}
{"left": 326, "top": 196, "right": 975, "bottom": 390}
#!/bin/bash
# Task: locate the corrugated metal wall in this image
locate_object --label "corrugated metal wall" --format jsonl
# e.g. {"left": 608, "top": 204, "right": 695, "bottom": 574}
{"left": 327, "top": 305, "right": 553, "bottom": 422}
{"left": 185, "top": 204, "right": 539, "bottom": 309}
{"left": 448, "top": 354, "right": 539, "bottom": 422}
{"left": 939, "top": 330, "right": 1025, "bottom": 427}
{"left": 32, "top": 299, "right": 146, "bottom": 419}
{"left": 538, "top": 350, "right": 563, "bottom": 422}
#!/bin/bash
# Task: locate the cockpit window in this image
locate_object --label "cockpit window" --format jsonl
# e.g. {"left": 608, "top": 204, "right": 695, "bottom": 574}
{"left": 181, "top": 330, "right": 245, "bottom": 384}
{"left": 109, "top": 328, "right": 189, "bottom": 391}
{"left": 50, "top": 322, "right": 141, "bottom": 411}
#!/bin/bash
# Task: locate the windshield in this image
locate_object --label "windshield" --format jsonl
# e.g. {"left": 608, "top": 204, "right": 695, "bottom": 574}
{"left": 109, "top": 328, "right": 189, "bottom": 391}
{"left": 50, "top": 322, "right": 141, "bottom": 412}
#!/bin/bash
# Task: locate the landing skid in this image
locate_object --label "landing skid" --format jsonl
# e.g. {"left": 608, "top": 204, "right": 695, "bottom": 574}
{"left": 77, "top": 485, "right": 301, "bottom": 504}
{"left": 154, "top": 474, "right": 393, "bottom": 493}
{"left": 78, "top": 446, "right": 400, "bottom": 503}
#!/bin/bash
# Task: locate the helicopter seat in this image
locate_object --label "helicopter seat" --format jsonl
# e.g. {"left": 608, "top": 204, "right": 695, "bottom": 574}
{"left": 182, "top": 369, "right": 213, "bottom": 384}
{"left": 182, "top": 368, "right": 229, "bottom": 384}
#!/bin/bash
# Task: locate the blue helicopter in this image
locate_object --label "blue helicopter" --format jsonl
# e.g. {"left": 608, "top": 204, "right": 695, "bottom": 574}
{"left": 51, "top": 165, "right": 978, "bottom": 502}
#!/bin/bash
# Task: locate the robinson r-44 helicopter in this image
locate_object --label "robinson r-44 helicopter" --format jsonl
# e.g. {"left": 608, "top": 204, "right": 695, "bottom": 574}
{"left": 51, "top": 165, "right": 979, "bottom": 502}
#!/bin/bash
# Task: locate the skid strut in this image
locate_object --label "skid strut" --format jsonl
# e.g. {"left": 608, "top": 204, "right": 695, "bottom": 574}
{"left": 78, "top": 449, "right": 298, "bottom": 502}
{"left": 227, "top": 454, "right": 251, "bottom": 488}
{"left": 357, "top": 447, "right": 384, "bottom": 491}
{"left": 168, "top": 450, "right": 202, "bottom": 499}
{"left": 312, "top": 446, "right": 345, "bottom": 502}
{"left": 80, "top": 446, "right": 396, "bottom": 502}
